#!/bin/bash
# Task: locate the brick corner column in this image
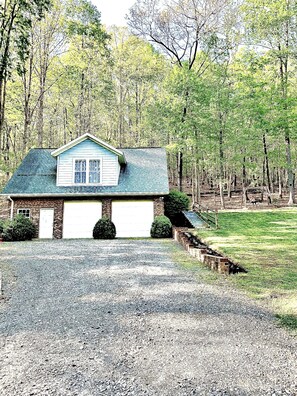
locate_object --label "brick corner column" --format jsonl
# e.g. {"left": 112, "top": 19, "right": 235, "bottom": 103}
{"left": 53, "top": 200, "right": 63, "bottom": 239}
{"left": 102, "top": 198, "right": 112, "bottom": 219}
{"left": 153, "top": 197, "right": 164, "bottom": 217}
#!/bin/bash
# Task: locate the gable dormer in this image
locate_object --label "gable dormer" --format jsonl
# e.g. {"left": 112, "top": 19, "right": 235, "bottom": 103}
{"left": 51, "top": 134, "right": 126, "bottom": 187}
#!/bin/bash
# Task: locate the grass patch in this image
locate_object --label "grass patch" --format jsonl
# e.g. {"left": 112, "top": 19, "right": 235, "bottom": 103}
{"left": 276, "top": 314, "right": 297, "bottom": 330}
{"left": 196, "top": 209, "right": 297, "bottom": 332}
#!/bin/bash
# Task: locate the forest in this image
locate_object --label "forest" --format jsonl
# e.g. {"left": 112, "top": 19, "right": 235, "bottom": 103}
{"left": 0, "top": 0, "right": 297, "bottom": 207}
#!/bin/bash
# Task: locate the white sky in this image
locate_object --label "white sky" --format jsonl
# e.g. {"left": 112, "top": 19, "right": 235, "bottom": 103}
{"left": 91, "top": 0, "right": 136, "bottom": 26}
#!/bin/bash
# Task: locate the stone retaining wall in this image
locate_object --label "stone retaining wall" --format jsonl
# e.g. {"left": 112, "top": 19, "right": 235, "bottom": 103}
{"left": 173, "top": 227, "right": 242, "bottom": 275}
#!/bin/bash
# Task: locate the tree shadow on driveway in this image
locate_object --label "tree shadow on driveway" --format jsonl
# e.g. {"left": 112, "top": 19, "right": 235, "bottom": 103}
{"left": 0, "top": 239, "right": 296, "bottom": 396}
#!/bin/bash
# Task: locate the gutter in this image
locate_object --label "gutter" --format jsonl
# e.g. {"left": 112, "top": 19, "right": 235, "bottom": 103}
{"left": 1, "top": 191, "right": 170, "bottom": 198}
{"left": 8, "top": 196, "right": 14, "bottom": 220}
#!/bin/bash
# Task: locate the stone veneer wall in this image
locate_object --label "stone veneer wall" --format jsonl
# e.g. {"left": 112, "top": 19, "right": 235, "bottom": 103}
{"left": 13, "top": 198, "right": 64, "bottom": 239}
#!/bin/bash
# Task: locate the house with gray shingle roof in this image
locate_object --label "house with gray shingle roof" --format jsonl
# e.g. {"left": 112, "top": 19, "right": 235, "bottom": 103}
{"left": 1, "top": 133, "right": 169, "bottom": 238}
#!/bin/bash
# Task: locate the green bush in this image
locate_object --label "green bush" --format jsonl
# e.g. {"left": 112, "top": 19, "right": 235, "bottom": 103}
{"left": 2, "top": 215, "right": 36, "bottom": 241}
{"left": 164, "top": 190, "right": 189, "bottom": 225}
{"left": 150, "top": 215, "right": 172, "bottom": 238}
{"left": 0, "top": 219, "right": 4, "bottom": 234}
{"left": 93, "top": 216, "right": 116, "bottom": 239}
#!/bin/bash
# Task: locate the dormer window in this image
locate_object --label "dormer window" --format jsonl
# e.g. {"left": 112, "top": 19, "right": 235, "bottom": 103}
{"left": 75, "top": 160, "right": 86, "bottom": 183}
{"left": 74, "top": 159, "right": 101, "bottom": 184}
{"left": 89, "top": 160, "right": 101, "bottom": 183}
{"left": 51, "top": 133, "right": 126, "bottom": 187}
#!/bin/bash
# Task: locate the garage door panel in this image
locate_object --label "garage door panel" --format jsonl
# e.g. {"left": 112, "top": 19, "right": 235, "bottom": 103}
{"left": 63, "top": 201, "right": 102, "bottom": 238}
{"left": 112, "top": 201, "right": 154, "bottom": 238}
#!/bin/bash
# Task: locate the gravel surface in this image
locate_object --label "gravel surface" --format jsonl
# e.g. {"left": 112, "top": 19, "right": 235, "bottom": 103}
{"left": 0, "top": 239, "right": 296, "bottom": 396}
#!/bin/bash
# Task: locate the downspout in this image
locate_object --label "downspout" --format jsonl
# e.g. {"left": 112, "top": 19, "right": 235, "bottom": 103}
{"left": 8, "top": 196, "right": 14, "bottom": 220}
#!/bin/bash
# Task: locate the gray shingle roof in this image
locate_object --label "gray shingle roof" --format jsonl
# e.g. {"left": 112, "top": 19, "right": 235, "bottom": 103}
{"left": 2, "top": 148, "right": 169, "bottom": 196}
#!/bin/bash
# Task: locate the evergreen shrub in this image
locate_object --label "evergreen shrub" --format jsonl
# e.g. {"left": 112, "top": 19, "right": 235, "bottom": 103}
{"left": 2, "top": 215, "right": 36, "bottom": 241}
{"left": 150, "top": 215, "right": 172, "bottom": 238}
{"left": 93, "top": 216, "right": 116, "bottom": 239}
{"left": 164, "top": 190, "right": 189, "bottom": 225}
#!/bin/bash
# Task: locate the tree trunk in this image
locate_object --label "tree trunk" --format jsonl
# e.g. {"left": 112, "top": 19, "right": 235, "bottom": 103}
{"left": 177, "top": 151, "right": 183, "bottom": 192}
{"left": 22, "top": 42, "right": 34, "bottom": 153}
{"left": 227, "top": 173, "right": 232, "bottom": 199}
{"left": 191, "top": 163, "right": 195, "bottom": 205}
{"left": 77, "top": 71, "right": 85, "bottom": 137}
{"left": 178, "top": 88, "right": 189, "bottom": 192}
{"left": 0, "top": 78, "right": 7, "bottom": 153}
{"left": 285, "top": 132, "right": 294, "bottom": 205}
{"left": 219, "top": 124, "right": 225, "bottom": 209}
{"left": 37, "top": 89, "right": 44, "bottom": 147}
{"left": 278, "top": 168, "right": 282, "bottom": 198}
{"left": 262, "top": 132, "right": 272, "bottom": 204}
{"left": 0, "top": 4, "right": 17, "bottom": 148}
{"left": 194, "top": 161, "right": 200, "bottom": 204}
{"left": 278, "top": 32, "right": 294, "bottom": 205}
{"left": 87, "top": 81, "right": 93, "bottom": 134}
{"left": 242, "top": 156, "right": 248, "bottom": 207}
{"left": 3, "top": 127, "right": 10, "bottom": 179}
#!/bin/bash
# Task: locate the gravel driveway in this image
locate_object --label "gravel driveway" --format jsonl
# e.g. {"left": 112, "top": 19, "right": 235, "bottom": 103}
{"left": 0, "top": 240, "right": 296, "bottom": 396}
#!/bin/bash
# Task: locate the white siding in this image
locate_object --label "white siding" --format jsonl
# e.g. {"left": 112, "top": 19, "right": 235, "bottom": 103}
{"left": 57, "top": 139, "right": 120, "bottom": 186}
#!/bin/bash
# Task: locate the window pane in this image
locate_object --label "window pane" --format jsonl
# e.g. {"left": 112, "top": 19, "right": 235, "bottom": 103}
{"left": 89, "top": 160, "right": 100, "bottom": 183}
{"left": 75, "top": 172, "right": 87, "bottom": 183}
{"left": 75, "top": 172, "right": 81, "bottom": 183}
{"left": 17, "top": 209, "right": 30, "bottom": 218}
{"left": 89, "top": 160, "right": 99, "bottom": 172}
{"left": 75, "top": 160, "right": 86, "bottom": 171}
{"left": 89, "top": 172, "right": 99, "bottom": 183}
{"left": 74, "top": 160, "right": 87, "bottom": 184}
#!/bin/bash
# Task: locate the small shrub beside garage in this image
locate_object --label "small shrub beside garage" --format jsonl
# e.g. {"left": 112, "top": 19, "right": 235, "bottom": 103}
{"left": 0, "top": 219, "right": 4, "bottom": 235}
{"left": 93, "top": 216, "right": 116, "bottom": 239}
{"left": 150, "top": 215, "right": 172, "bottom": 238}
{"left": 1, "top": 215, "right": 36, "bottom": 241}
{"left": 164, "top": 190, "right": 189, "bottom": 225}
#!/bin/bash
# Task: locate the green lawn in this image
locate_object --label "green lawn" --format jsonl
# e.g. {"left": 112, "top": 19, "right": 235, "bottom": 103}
{"left": 196, "top": 209, "right": 297, "bottom": 331}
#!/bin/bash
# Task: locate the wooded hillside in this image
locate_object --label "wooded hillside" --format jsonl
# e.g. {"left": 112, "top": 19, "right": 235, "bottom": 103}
{"left": 1, "top": 0, "right": 297, "bottom": 207}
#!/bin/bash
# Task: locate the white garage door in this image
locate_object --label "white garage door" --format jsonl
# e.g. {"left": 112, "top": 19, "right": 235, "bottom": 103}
{"left": 63, "top": 201, "right": 102, "bottom": 238}
{"left": 112, "top": 200, "right": 154, "bottom": 238}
